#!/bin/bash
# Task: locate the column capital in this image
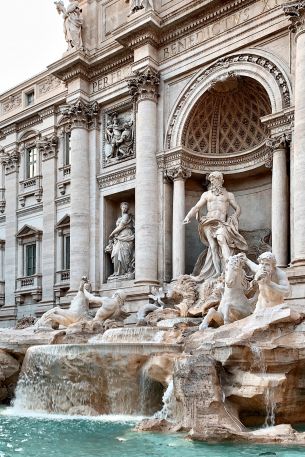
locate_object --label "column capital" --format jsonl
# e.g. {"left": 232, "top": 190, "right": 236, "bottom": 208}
{"left": 265, "top": 133, "right": 291, "bottom": 168}
{"left": 60, "top": 98, "right": 99, "bottom": 130}
{"left": 0, "top": 149, "right": 20, "bottom": 175}
{"left": 166, "top": 166, "right": 192, "bottom": 181}
{"left": 284, "top": 1, "right": 305, "bottom": 35}
{"left": 37, "top": 134, "right": 58, "bottom": 161}
{"left": 128, "top": 67, "right": 160, "bottom": 103}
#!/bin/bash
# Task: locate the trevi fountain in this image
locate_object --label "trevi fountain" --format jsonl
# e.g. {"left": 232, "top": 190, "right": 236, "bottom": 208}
{"left": 1, "top": 0, "right": 305, "bottom": 456}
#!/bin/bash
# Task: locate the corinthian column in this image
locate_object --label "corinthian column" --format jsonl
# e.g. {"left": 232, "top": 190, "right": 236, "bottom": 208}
{"left": 284, "top": 2, "right": 305, "bottom": 266}
{"left": 266, "top": 134, "right": 289, "bottom": 267}
{"left": 128, "top": 68, "right": 160, "bottom": 285}
{"left": 62, "top": 99, "right": 99, "bottom": 291}
{"left": 167, "top": 166, "right": 191, "bottom": 279}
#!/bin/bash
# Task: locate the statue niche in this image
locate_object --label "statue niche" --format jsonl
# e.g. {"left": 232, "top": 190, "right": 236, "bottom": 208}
{"left": 104, "top": 112, "right": 134, "bottom": 164}
{"left": 105, "top": 202, "right": 135, "bottom": 281}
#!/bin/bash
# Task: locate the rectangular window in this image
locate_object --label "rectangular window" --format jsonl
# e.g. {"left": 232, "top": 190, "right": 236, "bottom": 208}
{"left": 26, "top": 244, "right": 36, "bottom": 276}
{"left": 64, "top": 132, "right": 71, "bottom": 166}
{"left": 64, "top": 235, "right": 70, "bottom": 270}
{"left": 26, "top": 147, "right": 37, "bottom": 178}
{"left": 26, "top": 91, "right": 34, "bottom": 106}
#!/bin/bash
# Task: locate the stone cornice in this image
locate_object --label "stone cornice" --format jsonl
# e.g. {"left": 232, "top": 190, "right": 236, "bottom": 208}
{"left": 159, "top": 0, "right": 257, "bottom": 46}
{"left": 158, "top": 144, "right": 270, "bottom": 174}
{"left": 261, "top": 108, "right": 294, "bottom": 135}
{"left": 283, "top": 1, "right": 305, "bottom": 34}
{"left": 97, "top": 166, "right": 136, "bottom": 190}
{"left": 90, "top": 53, "right": 134, "bottom": 81}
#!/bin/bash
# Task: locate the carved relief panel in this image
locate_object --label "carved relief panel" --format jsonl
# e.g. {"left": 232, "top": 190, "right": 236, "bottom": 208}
{"left": 102, "top": 103, "right": 135, "bottom": 167}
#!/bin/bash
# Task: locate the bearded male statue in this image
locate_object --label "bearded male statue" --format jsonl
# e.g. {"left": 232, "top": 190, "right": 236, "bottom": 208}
{"left": 183, "top": 171, "right": 247, "bottom": 281}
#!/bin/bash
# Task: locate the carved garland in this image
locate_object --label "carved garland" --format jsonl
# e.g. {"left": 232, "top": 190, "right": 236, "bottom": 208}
{"left": 166, "top": 54, "right": 291, "bottom": 149}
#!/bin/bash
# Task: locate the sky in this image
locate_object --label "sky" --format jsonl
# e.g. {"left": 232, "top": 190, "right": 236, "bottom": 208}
{"left": 0, "top": 1, "right": 67, "bottom": 94}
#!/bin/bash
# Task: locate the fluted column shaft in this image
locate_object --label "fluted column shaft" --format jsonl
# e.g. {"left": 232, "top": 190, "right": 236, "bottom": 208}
{"left": 129, "top": 68, "right": 160, "bottom": 285}
{"left": 168, "top": 167, "right": 191, "bottom": 279}
{"left": 285, "top": 2, "right": 305, "bottom": 266}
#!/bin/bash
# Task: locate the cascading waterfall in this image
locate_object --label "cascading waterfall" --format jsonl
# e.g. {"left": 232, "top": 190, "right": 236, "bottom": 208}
{"left": 12, "top": 341, "right": 181, "bottom": 417}
{"left": 154, "top": 380, "right": 174, "bottom": 420}
{"left": 250, "top": 344, "right": 276, "bottom": 427}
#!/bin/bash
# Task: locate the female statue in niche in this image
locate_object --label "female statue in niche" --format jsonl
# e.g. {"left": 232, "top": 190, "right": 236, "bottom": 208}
{"left": 55, "top": 0, "right": 84, "bottom": 51}
{"left": 105, "top": 202, "right": 135, "bottom": 280}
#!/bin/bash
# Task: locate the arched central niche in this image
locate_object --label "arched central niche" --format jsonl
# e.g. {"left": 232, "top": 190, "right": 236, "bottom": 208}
{"left": 182, "top": 76, "right": 272, "bottom": 155}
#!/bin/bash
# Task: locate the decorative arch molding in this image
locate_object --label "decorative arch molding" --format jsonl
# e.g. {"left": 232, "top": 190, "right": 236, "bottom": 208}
{"left": 166, "top": 50, "right": 293, "bottom": 150}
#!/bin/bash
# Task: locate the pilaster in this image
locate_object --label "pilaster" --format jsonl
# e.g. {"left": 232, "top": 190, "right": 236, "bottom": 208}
{"left": 284, "top": 2, "right": 305, "bottom": 267}
{"left": 38, "top": 134, "right": 58, "bottom": 304}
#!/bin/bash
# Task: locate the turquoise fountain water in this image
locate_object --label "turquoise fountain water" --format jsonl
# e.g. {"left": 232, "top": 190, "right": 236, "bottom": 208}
{"left": 0, "top": 409, "right": 304, "bottom": 457}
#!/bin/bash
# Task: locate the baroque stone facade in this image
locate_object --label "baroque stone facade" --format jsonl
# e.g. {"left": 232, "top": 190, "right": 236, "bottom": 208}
{"left": 0, "top": 0, "right": 303, "bottom": 326}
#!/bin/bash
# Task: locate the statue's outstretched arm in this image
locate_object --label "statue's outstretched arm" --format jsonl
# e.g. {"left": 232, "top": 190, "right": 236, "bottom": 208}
{"left": 83, "top": 287, "right": 104, "bottom": 306}
{"left": 183, "top": 193, "right": 207, "bottom": 224}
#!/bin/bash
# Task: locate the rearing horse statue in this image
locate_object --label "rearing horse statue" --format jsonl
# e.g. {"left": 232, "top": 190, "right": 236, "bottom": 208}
{"left": 199, "top": 253, "right": 258, "bottom": 330}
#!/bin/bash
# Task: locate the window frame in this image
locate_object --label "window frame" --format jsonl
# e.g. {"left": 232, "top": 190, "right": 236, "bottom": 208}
{"left": 26, "top": 147, "right": 38, "bottom": 179}
{"left": 25, "top": 243, "right": 36, "bottom": 277}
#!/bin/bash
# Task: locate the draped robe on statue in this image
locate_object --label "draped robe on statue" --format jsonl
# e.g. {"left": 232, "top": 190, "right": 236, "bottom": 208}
{"left": 193, "top": 213, "right": 248, "bottom": 281}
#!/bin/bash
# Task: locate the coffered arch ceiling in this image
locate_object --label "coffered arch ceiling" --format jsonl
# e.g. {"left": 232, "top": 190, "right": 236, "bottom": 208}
{"left": 182, "top": 76, "right": 272, "bottom": 155}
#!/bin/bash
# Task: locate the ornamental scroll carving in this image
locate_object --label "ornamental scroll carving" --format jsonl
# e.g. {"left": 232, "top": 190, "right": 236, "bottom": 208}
{"left": 284, "top": 1, "right": 305, "bottom": 33}
{"left": 37, "top": 134, "right": 58, "bottom": 161}
{"left": 0, "top": 150, "right": 20, "bottom": 174}
{"left": 128, "top": 67, "right": 160, "bottom": 102}
{"left": 60, "top": 99, "right": 99, "bottom": 129}
{"left": 265, "top": 132, "right": 291, "bottom": 168}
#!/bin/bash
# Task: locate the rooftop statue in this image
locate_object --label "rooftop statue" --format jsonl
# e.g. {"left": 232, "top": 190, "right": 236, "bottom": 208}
{"left": 126, "top": 0, "right": 155, "bottom": 17}
{"left": 183, "top": 171, "right": 248, "bottom": 281}
{"left": 55, "top": 0, "right": 84, "bottom": 51}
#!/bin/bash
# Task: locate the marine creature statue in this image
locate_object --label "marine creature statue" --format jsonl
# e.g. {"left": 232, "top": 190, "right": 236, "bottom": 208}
{"left": 83, "top": 285, "right": 129, "bottom": 327}
{"left": 136, "top": 287, "right": 166, "bottom": 325}
{"left": 167, "top": 275, "right": 198, "bottom": 317}
{"left": 244, "top": 251, "right": 290, "bottom": 313}
{"left": 34, "top": 277, "right": 90, "bottom": 331}
{"left": 199, "top": 254, "right": 257, "bottom": 330}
